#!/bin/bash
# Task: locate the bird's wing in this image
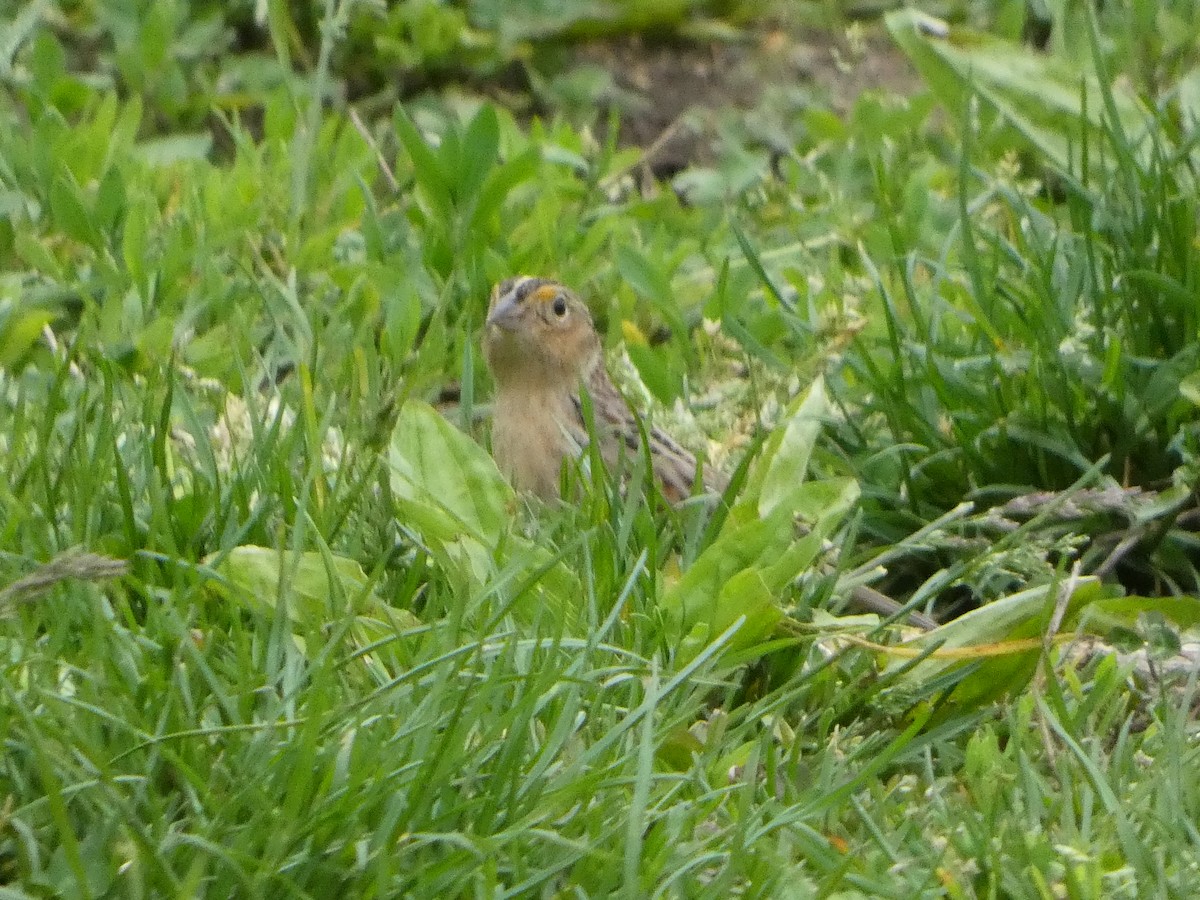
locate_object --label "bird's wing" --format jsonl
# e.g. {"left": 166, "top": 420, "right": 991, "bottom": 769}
{"left": 572, "top": 363, "right": 726, "bottom": 502}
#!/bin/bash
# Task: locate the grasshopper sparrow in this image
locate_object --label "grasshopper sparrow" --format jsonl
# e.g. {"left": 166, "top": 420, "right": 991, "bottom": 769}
{"left": 483, "top": 276, "right": 726, "bottom": 503}
{"left": 482, "top": 276, "right": 939, "bottom": 630}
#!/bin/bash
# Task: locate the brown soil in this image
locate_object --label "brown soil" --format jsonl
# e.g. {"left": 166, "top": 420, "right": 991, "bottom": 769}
{"left": 568, "top": 23, "right": 922, "bottom": 177}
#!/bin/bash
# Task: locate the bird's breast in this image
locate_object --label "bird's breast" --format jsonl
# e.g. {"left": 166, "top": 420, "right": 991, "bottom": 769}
{"left": 491, "top": 385, "right": 581, "bottom": 499}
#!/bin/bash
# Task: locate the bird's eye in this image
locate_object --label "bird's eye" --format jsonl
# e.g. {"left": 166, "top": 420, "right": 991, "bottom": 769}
{"left": 552, "top": 296, "right": 568, "bottom": 317}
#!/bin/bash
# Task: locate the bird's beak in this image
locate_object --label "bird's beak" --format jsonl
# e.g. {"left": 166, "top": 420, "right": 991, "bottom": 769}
{"left": 486, "top": 294, "right": 522, "bottom": 332}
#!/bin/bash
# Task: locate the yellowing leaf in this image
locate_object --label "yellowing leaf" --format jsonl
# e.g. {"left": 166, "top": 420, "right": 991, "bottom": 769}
{"left": 620, "top": 319, "right": 649, "bottom": 346}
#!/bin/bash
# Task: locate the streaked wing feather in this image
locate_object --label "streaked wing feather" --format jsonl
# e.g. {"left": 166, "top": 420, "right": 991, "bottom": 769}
{"left": 577, "top": 362, "right": 724, "bottom": 502}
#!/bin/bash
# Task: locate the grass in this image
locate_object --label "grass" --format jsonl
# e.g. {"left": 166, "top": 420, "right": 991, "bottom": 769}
{"left": 2, "top": 0, "right": 1200, "bottom": 896}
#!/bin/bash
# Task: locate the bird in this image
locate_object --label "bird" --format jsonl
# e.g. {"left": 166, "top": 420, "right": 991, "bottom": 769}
{"left": 481, "top": 275, "right": 937, "bottom": 630}
{"left": 482, "top": 275, "right": 725, "bottom": 504}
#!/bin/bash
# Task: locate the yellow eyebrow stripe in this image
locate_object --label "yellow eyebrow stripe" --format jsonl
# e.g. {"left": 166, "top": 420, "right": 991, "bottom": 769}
{"left": 532, "top": 284, "right": 560, "bottom": 303}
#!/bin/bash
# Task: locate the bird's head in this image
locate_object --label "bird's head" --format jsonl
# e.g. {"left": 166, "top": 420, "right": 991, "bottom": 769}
{"left": 483, "top": 276, "right": 601, "bottom": 386}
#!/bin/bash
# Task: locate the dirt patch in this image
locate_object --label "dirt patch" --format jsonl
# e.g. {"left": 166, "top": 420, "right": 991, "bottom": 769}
{"left": 570, "top": 36, "right": 760, "bottom": 175}
{"left": 568, "top": 23, "right": 923, "bottom": 177}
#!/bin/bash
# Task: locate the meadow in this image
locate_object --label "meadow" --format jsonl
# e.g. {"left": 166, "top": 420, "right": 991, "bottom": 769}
{"left": 1, "top": 0, "right": 1198, "bottom": 895}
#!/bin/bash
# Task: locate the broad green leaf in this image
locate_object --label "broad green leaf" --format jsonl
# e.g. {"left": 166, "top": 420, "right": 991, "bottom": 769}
{"left": 758, "top": 527, "right": 827, "bottom": 593}
{"left": 709, "top": 569, "right": 783, "bottom": 656}
{"left": 885, "top": 8, "right": 1161, "bottom": 178}
{"left": 394, "top": 107, "right": 453, "bottom": 220}
{"left": 1081, "top": 595, "right": 1200, "bottom": 634}
{"left": 739, "top": 376, "right": 831, "bottom": 520}
{"left": 469, "top": 146, "right": 541, "bottom": 234}
{"left": 205, "top": 545, "right": 377, "bottom": 624}
{"left": 134, "top": 133, "right": 212, "bottom": 167}
{"left": 890, "top": 578, "right": 1113, "bottom": 717}
{"left": 110, "top": 94, "right": 143, "bottom": 159}
{"left": 781, "top": 477, "right": 860, "bottom": 526}
{"left": 1179, "top": 65, "right": 1200, "bottom": 131}
{"left": 0, "top": 302, "right": 54, "bottom": 369}
{"left": 1180, "top": 371, "right": 1200, "bottom": 406}
{"left": 458, "top": 104, "right": 499, "bottom": 203}
{"left": 1, "top": 0, "right": 54, "bottom": 73}
{"left": 389, "top": 400, "right": 511, "bottom": 545}
{"left": 615, "top": 244, "right": 672, "bottom": 308}
{"left": 203, "top": 545, "right": 420, "bottom": 667}
{"left": 663, "top": 507, "right": 794, "bottom": 644}
{"left": 1130, "top": 484, "right": 1192, "bottom": 524}
{"left": 49, "top": 172, "right": 99, "bottom": 248}
{"left": 614, "top": 244, "right": 690, "bottom": 365}
{"left": 121, "top": 194, "right": 153, "bottom": 290}
{"left": 625, "top": 341, "right": 682, "bottom": 404}
{"left": 183, "top": 323, "right": 254, "bottom": 382}
{"left": 662, "top": 382, "right": 859, "bottom": 662}
{"left": 13, "top": 229, "right": 62, "bottom": 277}
{"left": 386, "top": 401, "right": 583, "bottom": 625}
{"left": 0, "top": 190, "right": 24, "bottom": 220}
{"left": 93, "top": 166, "right": 125, "bottom": 232}
{"left": 657, "top": 725, "right": 704, "bottom": 771}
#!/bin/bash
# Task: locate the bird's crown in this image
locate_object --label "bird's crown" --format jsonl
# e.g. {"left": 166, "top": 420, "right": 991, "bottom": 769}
{"left": 493, "top": 276, "right": 566, "bottom": 308}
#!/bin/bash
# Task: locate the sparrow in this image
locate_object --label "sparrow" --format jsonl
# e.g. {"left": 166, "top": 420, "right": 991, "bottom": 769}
{"left": 477, "top": 277, "right": 720, "bottom": 501}
{"left": 482, "top": 275, "right": 725, "bottom": 503}
{"left": 481, "top": 275, "right": 937, "bottom": 630}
